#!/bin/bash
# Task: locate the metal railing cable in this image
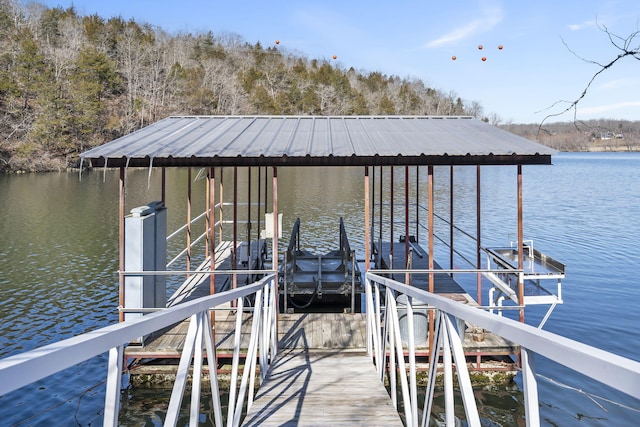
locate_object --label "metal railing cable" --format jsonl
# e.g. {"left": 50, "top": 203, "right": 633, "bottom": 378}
{"left": 364, "top": 271, "right": 640, "bottom": 427}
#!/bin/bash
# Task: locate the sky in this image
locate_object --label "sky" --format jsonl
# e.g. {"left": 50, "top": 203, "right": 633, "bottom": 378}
{"left": 40, "top": 0, "right": 640, "bottom": 124}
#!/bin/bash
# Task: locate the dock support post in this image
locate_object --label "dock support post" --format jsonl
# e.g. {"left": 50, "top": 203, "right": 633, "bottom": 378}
{"left": 365, "top": 166, "right": 370, "bottom": 271}
{"left": 428, "top": 165, "right": 435, "bottom": 352}
{"left": 476, "top": 165, "right": 482, "bottom": 306}
{"left": 118, "top": 167, "right": 125, "bottom": 322}
{"left": 517, "top": 165, "right": 525, "bottom": 323}
{"left": 187, "top": 167, "right": 192, "bottom": 274}
{"left": 209, "top": 168, "right": 216, "bottom": 328}
{"left": 449, "top": 166, "right": 454, "bottom": 272}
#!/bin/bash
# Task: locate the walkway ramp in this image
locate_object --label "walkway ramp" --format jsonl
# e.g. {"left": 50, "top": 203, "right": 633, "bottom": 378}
{"left": 242, "top": 348, "right": 403, "bottom": 426}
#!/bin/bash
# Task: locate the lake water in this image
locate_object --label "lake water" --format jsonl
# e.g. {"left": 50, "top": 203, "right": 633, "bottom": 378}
{"left": 1, "top": 152, "right": 639, "bottom": 425}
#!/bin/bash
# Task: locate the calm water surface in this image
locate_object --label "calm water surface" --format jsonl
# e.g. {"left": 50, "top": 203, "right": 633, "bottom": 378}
{"left": 1, "top": 152, "right": 639, "bottom": 425}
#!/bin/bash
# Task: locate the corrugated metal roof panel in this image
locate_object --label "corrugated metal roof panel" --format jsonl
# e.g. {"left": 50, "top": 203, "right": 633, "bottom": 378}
{"left": 80, "top": 115, "right": 555, "bottom": 167}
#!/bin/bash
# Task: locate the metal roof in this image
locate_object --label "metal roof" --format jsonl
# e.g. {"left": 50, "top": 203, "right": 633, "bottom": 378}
{"left": 80, "top": 116, "right": 555, "bottom": 168}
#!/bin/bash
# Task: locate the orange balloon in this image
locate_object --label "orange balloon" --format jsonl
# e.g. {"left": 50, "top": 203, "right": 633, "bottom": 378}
{"left": 332, "top": 55, "right": 337, "bottom": 60}
{"left": 481, "top": 56, "right": 487, "bottom": 61}
{"left": 498, "top": 44, "right": 503, "bottom": 50}
{"left": 451, "top": 55, "right": 457, "bottom": 61}
{"left": 275, "top": 40, "right": 280, "bottom": 45}
{"left": 478, "top": 44, "right": 483, "bottom": 50}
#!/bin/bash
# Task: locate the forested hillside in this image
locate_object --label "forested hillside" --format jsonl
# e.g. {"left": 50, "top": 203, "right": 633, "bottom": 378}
{"left": 0, "top": 2, "right": 478, "bottom": 172}
{"left": 504, "top": 119, "right": 640, "bottom": 152}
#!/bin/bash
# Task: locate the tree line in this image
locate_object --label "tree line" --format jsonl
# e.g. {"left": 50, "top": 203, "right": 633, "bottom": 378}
{"left": 504, "top": 119, "right": 640, "bottom": 152}
{"left": 0, "top": 2, "right": 479, "bottom": 172}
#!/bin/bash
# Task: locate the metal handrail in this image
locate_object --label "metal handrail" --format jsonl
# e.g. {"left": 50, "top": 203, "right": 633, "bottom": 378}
{"left": 364, "top": 271, "right": 640, "bottom": 427}
{"left": 0, "top": 274, "right": 278, "bottom": 427}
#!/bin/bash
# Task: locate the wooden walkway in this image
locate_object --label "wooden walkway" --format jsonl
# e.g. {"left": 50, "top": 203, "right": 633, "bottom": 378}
{"left": 242, "top": 348, "right": 403, "bottom": 426}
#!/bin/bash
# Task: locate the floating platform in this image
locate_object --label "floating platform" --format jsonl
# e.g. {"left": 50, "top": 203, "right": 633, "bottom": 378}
{"left": 124, "top": 239, "right": 518, "bottom": 386}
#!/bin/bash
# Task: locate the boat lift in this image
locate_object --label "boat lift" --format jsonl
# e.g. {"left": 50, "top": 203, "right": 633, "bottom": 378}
{"left": 280, "top": 217, "right": 362, "bottom": 313}
{"left": 484, "top": 240, "right": 565, "bottom": 328}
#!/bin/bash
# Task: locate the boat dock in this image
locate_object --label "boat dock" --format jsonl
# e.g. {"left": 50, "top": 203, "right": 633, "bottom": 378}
{"left": 124, "top": 239, "right": 518, "bottom": 387}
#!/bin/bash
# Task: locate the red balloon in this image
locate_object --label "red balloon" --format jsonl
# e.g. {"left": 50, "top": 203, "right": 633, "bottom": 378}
{"left": 481, "top": 57, "right": 487, "bottom": 61}
{"left": 451, "top": 55, "right": 457, "bottom": 61}
{"left": 478, "top": 44, "right": 483, "bottom": 50}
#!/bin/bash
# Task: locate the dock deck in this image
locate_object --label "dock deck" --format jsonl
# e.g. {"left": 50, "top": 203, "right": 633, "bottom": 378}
{"left": 125, "top": 240, "right": 518, "bottom": 382}
{"left": 241, "top": 348, "right": 403, "bottom": 426}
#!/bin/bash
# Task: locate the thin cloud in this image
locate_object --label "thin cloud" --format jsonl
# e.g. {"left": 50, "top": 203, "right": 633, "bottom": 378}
{"left": 579, "top": 101, "right": 640, "bottom": 115}
{"left": 568, "top": 20, "right": 597, "bottom": 31}
{"left": 426, "top": 6, "right": 503, "bottom": 48}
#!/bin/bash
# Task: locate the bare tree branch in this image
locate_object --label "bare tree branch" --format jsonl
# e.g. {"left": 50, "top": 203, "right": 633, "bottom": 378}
{"left": 538, "top": 24, "right": 640, "bottom": 135}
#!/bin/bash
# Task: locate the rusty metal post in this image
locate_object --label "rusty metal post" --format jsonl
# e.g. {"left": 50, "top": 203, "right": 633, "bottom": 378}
{"left": 517, "top": 165, "right": 525, "bottom": 323}
{"left": 415, "top": 166, "right": 419, "bottom": 242}
{"left": 218, "top": 168, "right": 224, "bottom": 245}
{"left": 405, "top": 166, "right": 410, "bottom": 284}
{"left": 118, "top": 167, "right": 125, "bottom": 322}
{"left": 364, "top": 166, "right": 371, "bottom": 271}
{"left": 233, "top": 167, "right": 238, "bottom": 293}
{"left": 187, "top": 167, "right": 192, "bottom": 274}
{"left": 390, "top": 167, "right": 394, "bottom": 263}
{"left": 209, "top": 168, "right": 216, "bottom": 297}
{"left": 476, "top": 165, "right": 482, "bottom": 306}
{"left": 379, "top": 166, "right": 383, "bottom": 242}
{"left": 247, "top": 167, "right": 252, "bottom": 270}
{"left": 428, "top": 165, "right": 435, "bottom": 352}
{"left": 272, "top": 167, "right": 279, "bottom": 313}
{"left": 161, "top": 167, "right": 166, "bottom": 204}
{"left": 449, "top": 166, "right": 454, "bottom": 271}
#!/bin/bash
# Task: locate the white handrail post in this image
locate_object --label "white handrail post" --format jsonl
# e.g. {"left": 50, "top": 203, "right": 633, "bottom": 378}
{"left": 387, "top": 287, "right": 397, "bottom": 409}
{"left": 522, "top": 348, "right": 541, "bottom": 427}
{"left": 103, "top": 345, "right": 124, "bottom": 427}
{"left": 444, "top": 315, "right": 481, "bottom": 427}
{"left": 387, "top": 293, "right": 414, "bottom": 427}
{"left": 260, "top": 282, "right": 269, "bottom": 381}
{"left": 375, "top": 281, "right": 384, "bottom": 378}
{"left": 442, "top": 319, "right": 454, "bottom": 426}
{"left": 166, "top": 313, "right": 200, "bottom": 426}
{"left": 202, "top": 310, "right": 224, "bottom": 427}
{"left": 407, "top": 296, "right": 418, "bottom": 427}
{"left": 232, "top": 291, "right": 264, "bottom": 426}
{"left": 422, "top": 311, "right": 442, "bottom": 427}
{"left": 189, "top": 312, "right": 206, "bottom": 427}
{"left": 227, "top": 296, "right": 245, "bottom": 427}
{"left": 269, "top": 278, "right": 278, "bottom": 359}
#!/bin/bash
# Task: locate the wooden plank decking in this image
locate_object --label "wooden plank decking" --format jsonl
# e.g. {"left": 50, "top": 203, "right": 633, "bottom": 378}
{"left": 242, "top": 348, "right": 403, "bottom": 426}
